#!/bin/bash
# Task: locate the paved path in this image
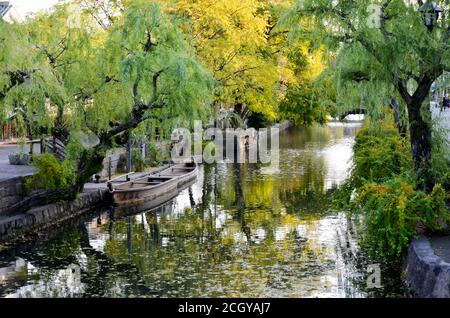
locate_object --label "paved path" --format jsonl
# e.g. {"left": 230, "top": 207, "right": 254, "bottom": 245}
{"left": 431, "top": 105, "right": 450, "bottom": 143}
{"left": 0, "top": 145, "right": 35, "bottom": 182}
{"left": 429, "top": 236, "right": 450, "bottom": 263}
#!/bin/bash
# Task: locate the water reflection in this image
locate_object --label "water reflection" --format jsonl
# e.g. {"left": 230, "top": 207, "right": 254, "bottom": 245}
{"left": 0, "top": 123, "right": 401, "bottom": 298}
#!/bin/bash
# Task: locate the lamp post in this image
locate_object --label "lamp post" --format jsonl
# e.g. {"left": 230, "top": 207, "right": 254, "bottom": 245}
{"left": 419, "top": 1, "right": 443, "bottom": 31}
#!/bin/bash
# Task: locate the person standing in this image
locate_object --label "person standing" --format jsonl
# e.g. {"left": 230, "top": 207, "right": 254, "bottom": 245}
{"left": 444, "top": 94, "right": 450, "bottom": 111}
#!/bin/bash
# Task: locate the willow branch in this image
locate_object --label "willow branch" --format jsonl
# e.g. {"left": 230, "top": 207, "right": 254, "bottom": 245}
{"left": 380, "top": 0, "right": 394, "bottom": 41}
{"left": 332, "top": 7, "right": 413, "bottom": 104}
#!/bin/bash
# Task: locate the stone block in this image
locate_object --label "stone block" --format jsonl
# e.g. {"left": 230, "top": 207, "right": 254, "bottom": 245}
{"left": 406, "top": 236, "right": 450, "bottom": 298}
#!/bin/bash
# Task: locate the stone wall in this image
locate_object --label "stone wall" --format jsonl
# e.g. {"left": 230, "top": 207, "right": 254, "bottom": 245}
{"left": 0, "top": 189, "right": 108, "bottom": 243}
{"left": 405, "top": 236, "right": 450, "bottom": 298}
{"left": 0, "top": 176, "right": 26, "bottom": 216}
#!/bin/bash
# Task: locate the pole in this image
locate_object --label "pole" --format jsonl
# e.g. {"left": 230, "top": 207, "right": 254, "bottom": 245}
{"left": 108, "top": 157, "right": 112, "bottom": 181}
{"left": 141, "top": 143, "right": 146, "bottom": 159}
{"left": 127, "top": 142, "right": 132, "bottom": 181}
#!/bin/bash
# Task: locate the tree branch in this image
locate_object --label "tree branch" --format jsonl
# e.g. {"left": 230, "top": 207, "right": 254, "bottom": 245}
{"left": 331, "top": 7, "right": 414, "bottom": 104}
{"left": 380, "top": 0, "right": 394, "bottom": 41}
{"left": 0, "top": 70, "right": 32, "bottom": 100}
{"left": 100, "top": 68, "right": 167, "bottom": 145}
{"left": 151, "top": 68, "right": 165, "bottom": 103}
{"left": 74, "top": 75, "right": 118, "bottom": 102}
{"left": 217, "top": 66, "right": 258, "bottom": 83}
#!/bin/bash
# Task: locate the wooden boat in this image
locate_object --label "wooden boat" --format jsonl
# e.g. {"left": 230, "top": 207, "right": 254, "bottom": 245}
{"left": 111, "top": 178, "right": 197, "bottom": 218}
{"left": 107, "top": 162, "right": 198, "bottom": 208}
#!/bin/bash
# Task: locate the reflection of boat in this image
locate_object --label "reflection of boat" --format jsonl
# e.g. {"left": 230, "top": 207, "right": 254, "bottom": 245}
{"left": 108, "top": 162, "right": 198, "bottom": 209}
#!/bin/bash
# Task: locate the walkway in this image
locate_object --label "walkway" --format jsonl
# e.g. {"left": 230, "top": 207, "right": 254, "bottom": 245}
{"left": 0, "top": 144, "right": 35, "bottom": 182}
{"left": 431, "top": 105, "right": 450, "bottom": 146}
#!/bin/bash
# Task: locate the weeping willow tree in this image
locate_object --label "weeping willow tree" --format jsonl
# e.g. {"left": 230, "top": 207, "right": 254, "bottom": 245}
{"left": 80, "top": 0, "right": 284, "bottom": 124}
{"left": 0, "top": 0, "right": 213, "bottom": 210}
{"left": 281, "top": 0, "right": 450, "bottom": 192}
{"left": 80, "top": 0, "right": 331, "bottom": 126}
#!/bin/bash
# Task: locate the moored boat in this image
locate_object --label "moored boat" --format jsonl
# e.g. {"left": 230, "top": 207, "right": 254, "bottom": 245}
{"left": 107, "top": 162, "right": 198, "bottom": 208}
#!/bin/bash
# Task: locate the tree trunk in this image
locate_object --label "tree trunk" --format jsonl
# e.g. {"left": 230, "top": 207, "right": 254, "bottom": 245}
{"left": 407, "top": 100, "right": 434, "bottom": 193}
{"left": 75, "top": 147, "right": 107, "bottom": 192}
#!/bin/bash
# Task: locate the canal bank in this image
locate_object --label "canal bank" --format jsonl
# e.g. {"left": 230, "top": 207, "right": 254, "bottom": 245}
{"left": 0, "top": 188, "right": 108, "bottom": 245}
{"left": 0, "top": 122, "right": 409, "bottom": 298}
{"left": 405, "top": 236, "right": 450, "bottom": 298}
{"left": 0, "top": 121, "right": 294, "bottom": 245}
{"left": 403, "top": 107, "right": 450, "bottom": 298}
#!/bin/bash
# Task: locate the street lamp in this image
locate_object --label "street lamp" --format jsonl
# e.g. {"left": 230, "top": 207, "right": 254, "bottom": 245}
{"left": 419, "top": 1, "right": 443, "bottom": 31}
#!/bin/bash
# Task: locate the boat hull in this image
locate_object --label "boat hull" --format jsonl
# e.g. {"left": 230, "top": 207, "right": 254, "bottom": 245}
{"left": 111, "top": 163, "right": 198, "bottom": 209}
{"left": 112, "top": 178, "right": 197, "bottom": 218}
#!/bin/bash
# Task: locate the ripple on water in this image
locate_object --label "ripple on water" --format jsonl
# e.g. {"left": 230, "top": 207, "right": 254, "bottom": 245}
{"left": 0, "top": 123, "right": 403, "bottom": 298}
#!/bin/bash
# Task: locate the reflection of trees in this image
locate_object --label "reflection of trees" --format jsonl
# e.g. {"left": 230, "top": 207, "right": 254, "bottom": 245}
{"left": 0, "top": 224, "right": 160, "bottom": 297}
{"left": 100, "top": 207, "right": 336, "bottom": 297}
{"left": 232, "top": 162, "right": 251, "bottom": 242}
{"left": 2, "top": 124, "right": 401, "bottom": 297}
{"left": 78, "top": 225, "right": 156, "bottom": 297}
{"left": 279, "top": 154, "right": 332, "bottom": 216}
{"left": 200, "top": 163, "right": 216, "bottom": 239}
{"left": 89, "top": 159, "right": 339, "bottom": 297}
{"left": 280, "top": 126, "right": 331, "bottom": 150}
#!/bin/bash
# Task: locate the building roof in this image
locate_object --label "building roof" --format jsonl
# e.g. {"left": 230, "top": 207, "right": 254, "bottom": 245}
{"left": 0, "top": 1, "right": 11, "bottom": 18}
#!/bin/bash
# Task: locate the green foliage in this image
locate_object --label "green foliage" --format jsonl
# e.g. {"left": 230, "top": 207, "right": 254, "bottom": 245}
{"left": 430, "top": 122, "right": 450, "bottom": 188}
{"left": 145, "top": 143, "right": 166, "bottom": 167}
{"left": 25, "top": 154, "right": 76, "bottom": 193}
{"left": 280, "top": 0, "right": 450, "bottom": 119}
{"left": 355, "top": 180, "right": 450, "bottom": 259}
{"left": 278, "top": 82, "right": 329, "bottom": 125}
{"left": 131, "top": 149, "right": 146, "bottom": 172}
{"left": 337, "top": 116, "right": 450, "bottom": 261}
{"left": 1, "top": 0, "right": 213, "bottom": 139}
{"left": 351, "top": 117, "right": 412, "bottom": 188}
{"left": 64, "top": 136, "right": 86, "bottom": 161}
{"left": 99, "top": 0, "right": 214, "bottom": 131}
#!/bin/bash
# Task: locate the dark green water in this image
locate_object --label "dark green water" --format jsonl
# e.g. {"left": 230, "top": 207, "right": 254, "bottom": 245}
{"left": 0, "top": 124, "right": 405, "bottom": 298}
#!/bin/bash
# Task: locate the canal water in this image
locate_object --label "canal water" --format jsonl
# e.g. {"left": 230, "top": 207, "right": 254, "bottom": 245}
{"left": 0, "top": 123, "right": 405, "bottom": 298}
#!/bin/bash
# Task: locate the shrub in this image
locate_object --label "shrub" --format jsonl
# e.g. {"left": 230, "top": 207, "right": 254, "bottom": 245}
{"left": 355, "top": 179, "right": 419, "bottom": 259}
{"left": 334, "top": 116, "right": 412, "bottom": 208}
{"left": 132, "top": 149, "right": 146, "bottom": 172}
{"left": 336, "top": 115, "right": 450, "bottom": 261}
{"left": 351, "top": 118, "right": 412, "bottom": 188}
{"left": 355, "top": 179, "right": 450, "bottom": 259}
{"left": 145, "top": 143, "right": 164, "bottom": 167}
{"left": 25, "top": 153, "right": 76, "bottom": 193}
{"left": 116, "top": 154, "right": 128, "bottom": 173}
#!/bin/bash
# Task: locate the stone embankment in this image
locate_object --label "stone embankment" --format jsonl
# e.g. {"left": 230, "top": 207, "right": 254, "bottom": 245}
{"left": 406, "top": 236, "right": 450, "bottom": 298}
{"left": 0, "top": 186, "right": 108, "bottom": 243}
{"left": 0, "top": 176, "right": 26, "bottom": 215}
